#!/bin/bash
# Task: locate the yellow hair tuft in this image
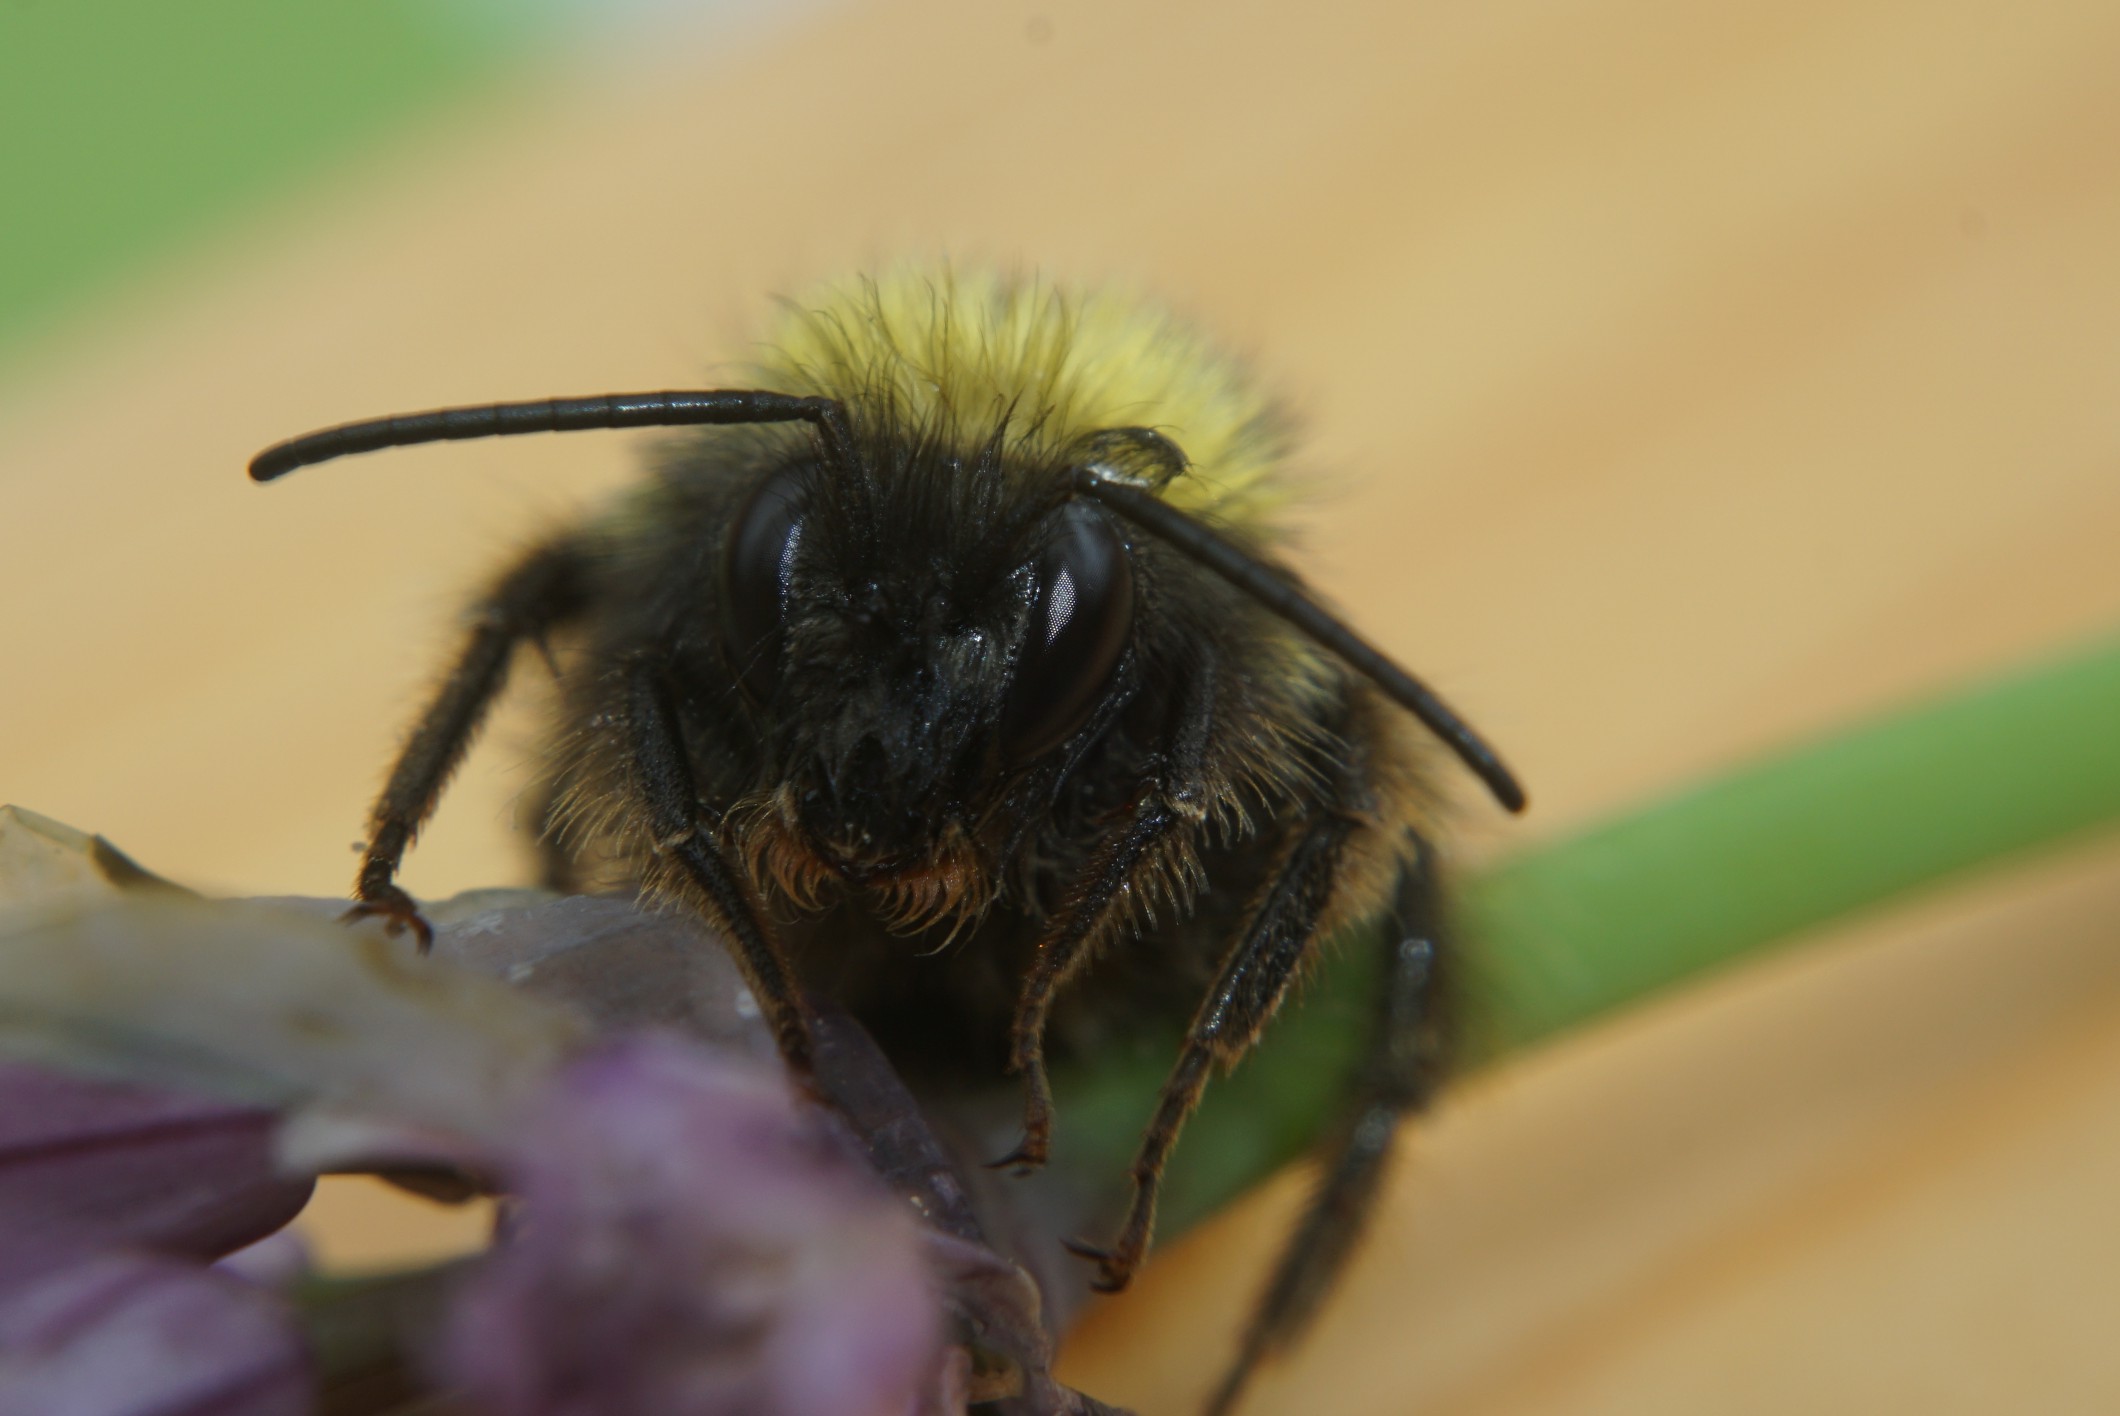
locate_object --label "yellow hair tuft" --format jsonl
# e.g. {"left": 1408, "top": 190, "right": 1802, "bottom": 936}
{"left": 757, "top": 266, "right": 1289, "bottom": 528}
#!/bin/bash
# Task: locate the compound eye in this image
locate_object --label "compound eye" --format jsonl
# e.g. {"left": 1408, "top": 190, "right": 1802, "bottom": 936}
{"left": 1001, "top": 501, "right": 1134, "bottom": 763}
{"left": 721, "top": 468, "right": 808, "bottom": 702}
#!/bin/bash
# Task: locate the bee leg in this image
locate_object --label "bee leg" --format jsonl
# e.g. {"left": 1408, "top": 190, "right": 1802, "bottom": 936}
{"left": 622, "top": 659, "right": 815, "bottom": 1076}
{"left": 1066, "top": 796, "right": 1356, "bottom": 1295}
{"left": 1204, "top": 845, "right": 1449, "bottom": 1416}
{"left": 993, "top": 788, "right": 1183, "bottom": 1172}
{"left": 997, "top": 663, "right": 1216, "bottom": 1173}
{"left": 351, "top": 539, "right": 589, "bottom": 950}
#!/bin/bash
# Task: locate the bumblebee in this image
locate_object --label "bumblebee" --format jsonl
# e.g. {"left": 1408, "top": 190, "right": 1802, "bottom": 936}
{"left": 252, "top": 268, "right": 1525, "bottom": 1412}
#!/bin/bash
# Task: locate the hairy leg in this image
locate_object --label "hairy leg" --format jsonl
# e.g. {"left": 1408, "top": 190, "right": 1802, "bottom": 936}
{"left": 350, "top": 538, "right": 590, "bottom": 944}
{"left": 622, "top": 658, "right": 814, "bottom": 1074}
{"left": 997, "top": 662, "right": 1216, "bottom": 1171}
{"left": 1206, "top": 845, "right": 1449, "bottom": 1416}
{"left": 1067, "top": 786, "right": 1359, "bottom": 1294}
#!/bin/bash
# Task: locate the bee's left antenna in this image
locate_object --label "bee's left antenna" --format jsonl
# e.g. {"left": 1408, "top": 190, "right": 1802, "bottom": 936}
{"left": 249, "top": 391, "right": 856, "bottom": 482}
{"left": 1077, "top": 471, "right": 1528, "bottom": 814}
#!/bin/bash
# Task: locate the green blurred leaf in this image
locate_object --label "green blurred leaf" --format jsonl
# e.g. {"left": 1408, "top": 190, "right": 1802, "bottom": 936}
{"left": 0, "top": 1, "right": 517, "bottom": 355}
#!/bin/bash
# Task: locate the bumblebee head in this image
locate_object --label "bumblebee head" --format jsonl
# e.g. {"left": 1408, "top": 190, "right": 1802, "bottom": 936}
{"left": 250, "top": 362, "right": 1523, "bottom": 935}
{"left": 716, "top": 434, "right": 1136, "bottom": 926}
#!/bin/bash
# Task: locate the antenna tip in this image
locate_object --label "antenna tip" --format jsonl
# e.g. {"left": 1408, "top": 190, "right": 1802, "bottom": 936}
{"left": 248, "top": 445, "right": 300, "bottom": 482}
{"left": 1472, "top": 753, "right": 1529, "bottom": 814}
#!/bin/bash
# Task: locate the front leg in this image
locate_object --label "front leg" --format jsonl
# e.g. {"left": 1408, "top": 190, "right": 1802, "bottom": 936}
{"left": 997, "top": 660, "right": 1216, "bottom": 1171}
{"left": 352, "top": 538, "right": 589, "bottom": 946}
{"left": 993, "top": 788, "right": 1185, "bottom": 1171}
{"left": 622, "top": 658, "right": 814, "bottom": 1074}
{"left": 1068, "top": 793, "right": 1358, "bottom": 1294}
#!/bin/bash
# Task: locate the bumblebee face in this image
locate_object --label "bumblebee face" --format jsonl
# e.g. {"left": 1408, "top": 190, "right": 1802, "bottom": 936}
{"left": 717, "top": 449, "right": 1135, "bottom": 924}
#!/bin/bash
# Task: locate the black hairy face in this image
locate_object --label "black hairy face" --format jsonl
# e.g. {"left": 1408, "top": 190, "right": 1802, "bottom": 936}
{"left": 712, "top": 431, "right": 1135, "bottom": 928}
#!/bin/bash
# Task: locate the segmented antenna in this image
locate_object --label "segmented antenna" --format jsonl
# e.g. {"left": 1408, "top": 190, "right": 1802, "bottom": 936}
{"left": 248, "top": 390, "right": 856, "bottom": 482}
{"left": 1077, "top": 471, "right": 1527, "bottom": 813}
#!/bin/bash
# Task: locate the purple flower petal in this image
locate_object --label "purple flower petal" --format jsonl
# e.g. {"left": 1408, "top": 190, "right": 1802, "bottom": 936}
{"left": 439, "top": 1034, "right": 941, "bottom": 1416}
{"left": 213, "top": 1231, "right": 311, "bottom": 1291}
{"left": 0, "top": 1065, "right": 312, "bottom": 1278}
{"left": 0, "top": 1250, "right": 310, "bottom": 1416}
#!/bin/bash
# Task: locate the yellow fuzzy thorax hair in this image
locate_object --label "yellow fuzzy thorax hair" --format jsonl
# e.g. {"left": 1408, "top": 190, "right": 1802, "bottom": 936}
{"left": 755, "top": 267, "right": 1289, "bottom": 529}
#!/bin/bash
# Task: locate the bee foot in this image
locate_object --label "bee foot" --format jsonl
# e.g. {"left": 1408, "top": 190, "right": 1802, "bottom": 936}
{"left": 343, "top": 888, "right": 435, "bottom": 951}
{"left": 983, "top": 1135, "right": 1050, "bottom": 1175}
{"left": 1061, "top": 1237, "right": 1136, "bottom": 1294}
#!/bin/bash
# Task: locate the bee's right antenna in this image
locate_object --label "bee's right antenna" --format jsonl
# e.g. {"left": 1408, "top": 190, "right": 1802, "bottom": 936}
{"left": 1075, "top": 470, "right": 1528, "bottom": 814}
{"left": 248, "top": 390, "right": 858, "bottom": 482}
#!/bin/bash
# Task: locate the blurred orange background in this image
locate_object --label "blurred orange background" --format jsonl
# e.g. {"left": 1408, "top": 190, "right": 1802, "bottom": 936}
{"left": 3, "top": 0, "right": 2119, "bottom": 1411}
